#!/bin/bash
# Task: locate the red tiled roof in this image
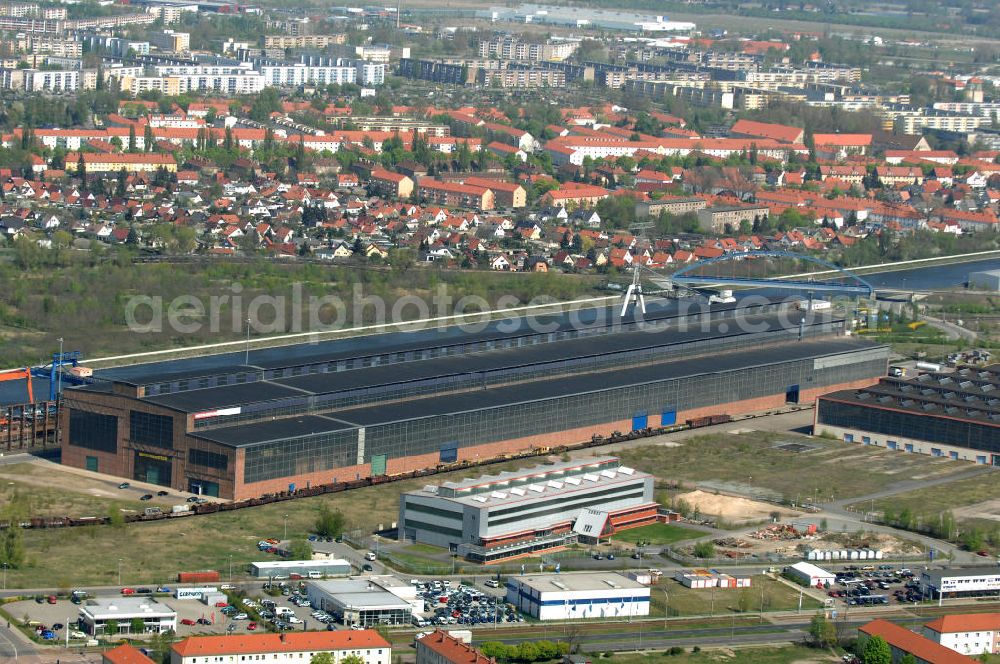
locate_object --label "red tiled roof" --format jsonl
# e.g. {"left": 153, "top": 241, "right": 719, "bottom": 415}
{"left": 813, "top": 133, "right": 872, "bottom": 147}
{"left": 172, "top": 631, "right": 390, "bottom": 657}
{"left": 859, "top": 620, "right": 976, "bottom": 664}
{"left": 102, "top": 644, "right": 156, "bottom": 664}
{"left": 417, "top": 630, "right": 494, "bottom": 664}
{"left": 729, "top": 119, "right": 803, "bottom": 144}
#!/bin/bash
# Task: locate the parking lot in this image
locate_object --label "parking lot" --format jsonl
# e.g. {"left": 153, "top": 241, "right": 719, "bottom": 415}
{"left": 409, "top": 579, "right": 523, "bottom": 629}
{"left": 1, "top": 591, "right": 271, "bottom": 644}
{"left": 828, "top": 565, "right": 924, "bottom": 606}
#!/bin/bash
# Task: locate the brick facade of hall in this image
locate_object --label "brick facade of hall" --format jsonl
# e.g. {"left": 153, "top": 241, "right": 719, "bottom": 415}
{"left": 62, "top": 375, "right": 878, "bottom": 502}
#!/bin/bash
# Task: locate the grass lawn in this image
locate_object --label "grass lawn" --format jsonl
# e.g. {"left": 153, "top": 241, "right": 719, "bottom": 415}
{"left": 0, "top": 463, "right": 154, "bottom": 517}
{"left": 847, "top": 473, "right": 1000, "bottom": 540}
{"left": 405, "top": 543, "right": 449, "bottom": 555}
{"left": 602, "top": 645, "right": 840, "bottom": 664}
{"left": 618, "top": 431, "right": 966, "bottom": 505}
{"left": 614, "top": 523, "right": 704, "bottom": 546}
{"left": 4, "top": 456, "right": 544, "bottom": 588}
{"left": 648, "top": 576, "right": 823, "bottom": 618}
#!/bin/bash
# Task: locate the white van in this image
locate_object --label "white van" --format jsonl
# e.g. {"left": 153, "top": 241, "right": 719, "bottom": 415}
{"left": 275, "top": 607, "right": 295, "bottom": 617}
{"left": 365, "top": 552, "right": 377, "bottom": 561}
{"left": 308, "top": 571, "right": 322, "bottom": 579}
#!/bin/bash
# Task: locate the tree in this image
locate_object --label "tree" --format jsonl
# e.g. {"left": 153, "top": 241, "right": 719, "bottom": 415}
{"left": 341, "top": 655, "right": 366, "bottom": 664}
{"left": 861, "top": 635, "right": 892, "bottom": 664}
{"left": 900, "top": 656, "right": 917, "bottom": 664}
{"left": 808, "top": 613, "right": 837, "bottom": 648}
{"left": 128, "top": 124, "right": 137, "bottom": 153}
{"left": 108, "top": 505, "right": 125, "bottom": 528}
{"left": 1, "top": 524, "right": 24, "bottom": 568}
{"left": 314, "top": 504, "right": 345, "bottom": 539}
{"left": 130, "top": 617, "right": 145, "bottom": 634}
{"left": 693, "top": 541, "right": 715, "bottom": 558}
{"left": 737, "top": 589, "right": 752, "bottom": 613}
{"left": 288, "top": 538, "right": 313, "bottom": 561}
{"left": 311, "top": 654, "right": 335, "bottom": 664}
{"left": 105, "top": 619, "right": 119, "bottom": 636}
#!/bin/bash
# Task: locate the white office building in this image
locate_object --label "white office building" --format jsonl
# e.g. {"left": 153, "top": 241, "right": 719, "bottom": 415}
{"left": 924, "top": 614, "right": 1000, "bottom": 656}
{"left": 506, "top": 572, "right": 650, "bottom": 621}
{"left": 921, "top": 566, "right": 1000, "bottom": 599}
{"left": 306, "top": 577, "right": 418, "bottom": 627}
{"left": 400, "top": 456, "right": 657, "bottom": 563}
{"left": 79, "top": 597, "right": 177, "bottom": 635}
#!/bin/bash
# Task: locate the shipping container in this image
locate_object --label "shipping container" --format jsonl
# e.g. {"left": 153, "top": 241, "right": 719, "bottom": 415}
{"left": 178, "top": 571, "right": 221, "bottom": 583}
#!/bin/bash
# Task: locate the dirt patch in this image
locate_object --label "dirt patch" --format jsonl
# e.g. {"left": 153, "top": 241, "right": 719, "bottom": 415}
{"left": 677, "top": 489, "right": 800, "bottom": 520}
{"left": 953, "top": 498, "right": 1000, "bottom": 522}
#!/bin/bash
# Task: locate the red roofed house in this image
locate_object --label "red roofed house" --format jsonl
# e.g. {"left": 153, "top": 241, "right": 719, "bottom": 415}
{"left": 812, "top": 133, "right": 872, "bottom": 159}
{"left": 171, "top": 631, "right": 391, "bottom": 664}
{"left": 103, "top": 644, "right": 156, "bottom": 664}
{"left": 66, "top": 152, "right": 178, "bottom": 173}
{"left": 417, "top": 179, "right": 494, "bottom": 210}
{"left": 416, "top": 629, "right": 493, "bottom": 664}
{"left": 541, "top": 184, "right": 609, "bottom": 209}
{"left": 859, "top": 619, "right": 977, "bottom": 664}
{"left": 729, "top": 119, "right": 804, "bottom": 145}
{"left": 463, "top": 177, "right": 527, "bottom": 208}
{"left": 369, "top": 169, "right": 415, "bottom": 199}
{"left": 923, "top": 613, "right": 1000, "bottom": 656}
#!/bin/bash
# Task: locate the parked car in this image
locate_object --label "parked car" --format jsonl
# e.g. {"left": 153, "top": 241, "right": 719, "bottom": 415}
{"left": 140, "top": 494, "right": 153, "bottom": 501}
{"left": 196, "top": 618, "right": 212, "bottom": 625}
{"left": 118, "top": 482, "right": 130, "bottom": 489}
{"left": 247, "top": 622, "right": 258, "bottom": 631}
{"left": 157, "top": 490, "right": 169, "bottom": 496}
{"left": 180, "top": 619, "right": 196, "bottom": 626}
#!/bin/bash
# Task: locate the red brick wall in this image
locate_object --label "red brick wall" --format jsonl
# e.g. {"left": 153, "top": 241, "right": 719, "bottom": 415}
{"left": 231, "top": 377, "right": 877, "bottom": 500}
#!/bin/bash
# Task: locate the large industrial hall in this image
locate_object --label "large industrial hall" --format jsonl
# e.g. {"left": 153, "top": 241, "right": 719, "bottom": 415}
{"left": 61, "top": 299, "right": 888, "bottom": 500}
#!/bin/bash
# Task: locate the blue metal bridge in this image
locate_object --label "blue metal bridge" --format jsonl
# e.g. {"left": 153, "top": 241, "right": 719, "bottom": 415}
{"left": 652, "top": 251, "right": 875, "bottom": 297}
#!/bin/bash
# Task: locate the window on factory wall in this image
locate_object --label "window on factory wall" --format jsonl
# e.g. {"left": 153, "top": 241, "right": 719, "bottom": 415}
{"left": 188, "top": 448, "right": 228, "bottom": 471}
{"left": 129, "top": 411, "right": 174, "bottom": 448}
{"left": 69, "top": 410, "right": 118, "bottom": 453}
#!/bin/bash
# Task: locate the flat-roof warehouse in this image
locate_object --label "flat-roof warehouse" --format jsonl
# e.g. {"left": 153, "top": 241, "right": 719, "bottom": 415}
{"left": 61, "top": 302, "right": 887, "bottom": 499}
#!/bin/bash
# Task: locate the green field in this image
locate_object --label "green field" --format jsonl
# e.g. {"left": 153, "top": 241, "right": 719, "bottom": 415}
{"left": 650, "top": 576, "right": 823, "bottom": 618}
{"left": 603, "top": 645, "right": 840, "bottom": 664}
{"left": 0, "top": 463, "right": 155, "bottom": 518}
{"left": 4, "top": 457, "right": 540, "bottom": 588}
{"left": 847, "top": 472, "right": 1000, "bottom": 537}
{"left": 618, "top": 430, "right": 967, "bottom": 505}
{"left": 614, "top": 523, "right": 704, "bottom": 546}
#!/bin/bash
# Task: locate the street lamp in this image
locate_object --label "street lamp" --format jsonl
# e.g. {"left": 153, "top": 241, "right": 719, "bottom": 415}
{"left": 57, "top": 337, "right": 63, "bottom": 398}
{"left": 2, "top": 562, "right": 7, "bottom": 590}
{"left": 118, "top": 558, "right": 123, "bottom": 587}
{"left": 229, "top": 554, "right": 233, "bottom": 582}
{"left": 662, "top": 587, "right": 668, "bottom": 628}
{"left": 283, "top": 514, "right": 289, "bottom": 541}
{"left": 245, "top": 318, "right": 252, "bottom": 365}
